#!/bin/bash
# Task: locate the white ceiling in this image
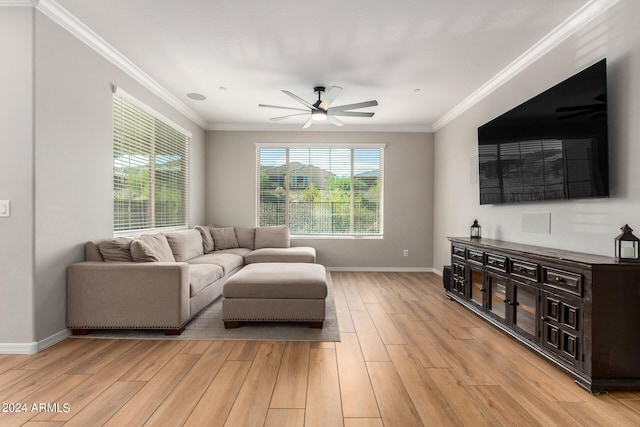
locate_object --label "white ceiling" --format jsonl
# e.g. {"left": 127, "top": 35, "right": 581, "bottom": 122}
{"left": 52, "top": 0, "right": 596, "bottom": 131}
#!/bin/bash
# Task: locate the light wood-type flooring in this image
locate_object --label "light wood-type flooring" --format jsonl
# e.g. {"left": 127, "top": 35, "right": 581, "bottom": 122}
{"left": 1, "top": 272, "right": 640, "bottom": 426}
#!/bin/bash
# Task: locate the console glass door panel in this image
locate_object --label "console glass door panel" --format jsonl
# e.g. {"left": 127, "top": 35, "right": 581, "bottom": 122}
{"left": 488, "top": 274, "right": 507, "bottom": 321}
{"left": 470, "top": 269, "right": 484, "bottom": 308}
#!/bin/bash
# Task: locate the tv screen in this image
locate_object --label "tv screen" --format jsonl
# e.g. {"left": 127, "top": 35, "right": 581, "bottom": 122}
{"left": 477, "top": 59, "right": 609, "bottom": 205}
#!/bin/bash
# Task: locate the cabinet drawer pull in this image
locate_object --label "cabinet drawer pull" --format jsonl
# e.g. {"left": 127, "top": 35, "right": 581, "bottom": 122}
{"left": 554, "top": 276, "right": 565, "bottom": 283}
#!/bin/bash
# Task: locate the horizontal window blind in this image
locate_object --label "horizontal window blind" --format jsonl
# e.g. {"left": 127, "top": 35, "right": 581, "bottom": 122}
{"left": 257, "top": 145, "right": 384, "bottom": 236}
{"left": 113, "top": 91, "right": 190, "bottom": 233}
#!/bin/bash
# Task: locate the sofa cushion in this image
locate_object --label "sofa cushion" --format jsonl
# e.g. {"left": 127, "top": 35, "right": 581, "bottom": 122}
{"left": 244, "top": 247, "right": 316, "bottom": 264}
{"left": 97, "top": 237, "right": 134, "bottom": 262}
{"left": 188, "top": 252, "right": 244, "bottom": 275}
{"left": 166, "top": 229, "right": 204, "bottom": 262}
{"left": 254, "top": 226, "right": 290, "bottom": 249}
{"left": 194, "top": 225, "right": 215, "bottom": 253}
{"left": 130, "top": 234, "right": 176, "bottom": 262}
{"left": 211, "top": 227, "right": 239, "bottom": 250}
{"left": 234, "top": 226, "right": 256, "bottom": 249}
{"left": 215, "top": 248, "right": 252, "bottom": 257}
{"left": 188, "top": 264, "right": 224, "bottom": 297}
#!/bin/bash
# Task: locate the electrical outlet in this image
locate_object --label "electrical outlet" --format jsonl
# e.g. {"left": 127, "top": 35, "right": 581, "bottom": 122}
{"left": 403, "top": 249, "right": 409, "bottom": 257}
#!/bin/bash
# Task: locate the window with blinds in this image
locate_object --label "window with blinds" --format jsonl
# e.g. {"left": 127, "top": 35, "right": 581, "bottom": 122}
{"left": 112, "top": 89, "right": 190, "bottom": 233}
{"left": 257, "top": 145, "right": 384, "bottom": 236}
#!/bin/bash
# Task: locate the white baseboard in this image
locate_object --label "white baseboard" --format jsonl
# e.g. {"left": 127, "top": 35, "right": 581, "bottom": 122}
{"left": 39, "top": 329, "right": 72, "bottom": 352}
{"left": 0, "top": 342, "right": 38, "bottom": 354}
{"left": 326, "top": 267, "right": 435, "bottom": 272}
{"left": 0, "top": 328, "right": 71, "bottom": 355}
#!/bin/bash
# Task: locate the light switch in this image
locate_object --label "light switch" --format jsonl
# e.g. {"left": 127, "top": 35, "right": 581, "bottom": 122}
{"left": 0, "top": 200, "right": 10, "bottom": 217}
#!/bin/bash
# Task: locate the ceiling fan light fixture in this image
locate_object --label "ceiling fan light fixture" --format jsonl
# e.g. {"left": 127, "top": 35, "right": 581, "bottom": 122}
{"left": 259, "top": 85, "right": 377, "bottom": 128}
{"left": 311, "top": 109, "right": 327, "bottom": 121}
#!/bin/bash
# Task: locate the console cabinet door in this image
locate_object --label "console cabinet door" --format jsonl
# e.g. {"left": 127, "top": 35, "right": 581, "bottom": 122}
{"left": 486, "top": 272, "right": 508, "bottom": 322}
{"left": 469, "top": 266, "right": 485, "bottom": 309}
{"left": 451, "top": 261, "right": 467, "bottom": 298}
{"left": 510, "top": 279, "right": 539, "bottom": 342}
{"left": 541, "top": 291, "right": 583, "bottom": 368}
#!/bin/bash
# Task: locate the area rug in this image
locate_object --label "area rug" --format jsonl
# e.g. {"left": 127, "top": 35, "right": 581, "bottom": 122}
{"left": 70, "top": 273, "right": 340, "bottom": 342}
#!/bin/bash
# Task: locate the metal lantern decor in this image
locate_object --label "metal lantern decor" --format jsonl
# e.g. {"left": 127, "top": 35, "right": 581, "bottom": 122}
{"left": 614, "top": 224, "right": 640, "bottom": 262}
{"left": 470, "top": 219, "right": 481, "bottom": 239}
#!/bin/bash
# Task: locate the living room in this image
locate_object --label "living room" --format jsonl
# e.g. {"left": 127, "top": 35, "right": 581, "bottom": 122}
{"left": 1, "top": 0, "right": 636, "bottom": 351}
{"left": 2, "top": 0, "right": 640, "bottom": 424}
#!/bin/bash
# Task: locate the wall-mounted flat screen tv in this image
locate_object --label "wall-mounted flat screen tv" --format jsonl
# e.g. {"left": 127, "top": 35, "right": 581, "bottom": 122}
{"left": 477, "top": 59, "right": 609, "bottom": 205}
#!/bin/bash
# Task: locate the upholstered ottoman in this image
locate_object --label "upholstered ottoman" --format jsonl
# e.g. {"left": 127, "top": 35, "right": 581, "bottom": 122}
{"left": 222, "top": 262, "right": 327, "bottom": 328}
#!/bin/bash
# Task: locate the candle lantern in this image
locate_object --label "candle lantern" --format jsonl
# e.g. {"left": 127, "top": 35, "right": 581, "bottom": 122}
{"left": 614, "top": 224, "right": 640, "bottom": 262}
{"left": 470, "top": 219, "right": 481, "bottom": 239}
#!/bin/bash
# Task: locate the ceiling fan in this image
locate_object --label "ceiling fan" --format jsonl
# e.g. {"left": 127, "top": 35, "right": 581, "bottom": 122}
{"left": 259, "top": 86, "right": 378, "bottom": 128}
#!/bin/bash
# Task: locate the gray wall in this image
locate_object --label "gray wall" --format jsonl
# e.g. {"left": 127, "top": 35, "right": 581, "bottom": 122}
{"left": 0, "top": 8, "right": 35, "bottom": 346}
{"left": 433, "top": 0, "right": 640, "bottom": 271}
{"left": 0, "top": 9, "right": 206, "bottom": 350}
{"left": 206, "top": 131, "right": 434, "bottom": 270}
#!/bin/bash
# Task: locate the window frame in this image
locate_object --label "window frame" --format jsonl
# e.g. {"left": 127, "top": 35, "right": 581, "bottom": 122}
{"left": 112, "top": 87, "right": 191, "bottom": 235}
{"left": 256, "top": 142, "right": 385, "bottom": 239}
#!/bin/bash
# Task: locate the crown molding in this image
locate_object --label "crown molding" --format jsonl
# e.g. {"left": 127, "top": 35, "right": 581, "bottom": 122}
{"left": 208, "top": 122, "right": 433, "bottom": 133}
{"left": 0, "top": 0, "right": 32, "bottom": 5}
{"left": 432, "top": 0, "right": 620, "bottom": 131}
{"left": 33, "top": 0, "right": 208, "bottom": 129}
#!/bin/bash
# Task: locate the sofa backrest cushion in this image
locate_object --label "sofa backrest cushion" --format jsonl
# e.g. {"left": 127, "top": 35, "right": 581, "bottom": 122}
{"left": 211, "top": 227, "right": 240, "bottom": 250}
{"left": 194, "top": 225, "right": 215, "bottom": 253}
{"left": 254, "top": 225, "right": 290, "bottom": 249}
{"left": 166, "top": 229, "right": 205, "bottom": 262}
{"left": 130, "top": 233, "right": 176, "bottom": 262}
{"left": 86, "top": 240, "right": 105, "bottom": 261}
{"left": 97, "top": 237, "right": 134, "bottom": 262}
{"left": 234, "top": 227, "right": 256, "bottom": 250}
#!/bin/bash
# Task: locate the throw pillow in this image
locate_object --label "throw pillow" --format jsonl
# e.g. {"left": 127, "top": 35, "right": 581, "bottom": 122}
{"left": 234, "top": 226, "right": 256, "bottom": 249}
{"left": 194, "top": 225, "right": 215, "bottom": 253}
{"left": 97, "top": 237, "right": 133, "bottom": 262}
{"left": 254, "top": 225, "right": 290, "bottom": 249}
{"left": 211, "top": 227, "right": 239, "bottom": 250}
{"left": 130, "top": 234, "right": 176, "bottom": 262}
{"left": 165, "top": 229, "right": 204, "bottom": 262}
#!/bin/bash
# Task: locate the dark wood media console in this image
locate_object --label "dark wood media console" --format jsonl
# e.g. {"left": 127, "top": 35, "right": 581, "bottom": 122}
{"left": 447, "top": 237, "right": 640, "bottom": 393}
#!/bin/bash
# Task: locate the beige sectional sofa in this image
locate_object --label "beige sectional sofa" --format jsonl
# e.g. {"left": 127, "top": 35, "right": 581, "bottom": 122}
{"left": 67, "top": 225, "right": 315, "bottom": 335}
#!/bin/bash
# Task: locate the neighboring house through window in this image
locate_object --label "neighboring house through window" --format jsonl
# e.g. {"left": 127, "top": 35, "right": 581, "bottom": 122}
{"left": 112, "top": 87, "right": 190, "bottom": 233}
{"left": 257, "top": 144, "right": 384, "bottom": 237}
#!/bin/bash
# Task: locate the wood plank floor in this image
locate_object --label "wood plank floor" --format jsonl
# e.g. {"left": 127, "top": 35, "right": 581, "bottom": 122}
{"left": 1, "top": 272, "right": 639, "bottom": 426}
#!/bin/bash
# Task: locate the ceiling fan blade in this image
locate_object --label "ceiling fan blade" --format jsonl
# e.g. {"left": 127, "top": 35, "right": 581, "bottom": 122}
{"left": 282, "top": 90, "right": 315, "bottom": 110}
{"left": 319, "top": 86, "right": 343, "bottom": 110}
{"left": 269, "top": 113, "right": 310, "bottom": 121}
{"left": 328, "top": 100, "right": 378, "bottom": 113}
{"left": 330, "top": 111, "right": 375, "bottom": 118}
{"left": 555, "top": 103, "right": 605, "bottom": 113}
{"left": 303, "top": 117, "right": 314, "bottom": 129}
{"left": 327, "top": 115, "right": 344, "bottom": 127}
{"left": 259, "top": 104, "right": 308, "bottom": 112}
